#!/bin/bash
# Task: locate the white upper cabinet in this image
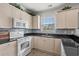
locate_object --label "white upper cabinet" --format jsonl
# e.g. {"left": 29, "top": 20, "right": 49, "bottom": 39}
{"left": 0, "top": 17, "right": 12, "bottom": 28}
{"left": 20, "top": 11, "right": 32, "bottom": 29}
{"left": 0, "top": 4, "right": 12, "bottom": 28}
{"left": 0, "top": 3, "right": 32, "bottom": 28}
{"left": 32, "top": 15, "right": 41, "bottom": 29}
{"left": 0, "top": 3, "right": 12, "bottom": 17}
{"left": 11, "top": 5, "right": 21, "bottom": 19}
{"left": 56, "top": 9, "right": 79, "bottom": 29}
{"left": 26, "top": 14, "right": 32, "bottom": 29}
{"left": 56, "top": 11, "right": 66, "bottom": 29}
{"left": 12, "top": 5, "right": 32, "bottom": 29}
{"left": 65, "top": 9, "right": 78, "bottom": 28}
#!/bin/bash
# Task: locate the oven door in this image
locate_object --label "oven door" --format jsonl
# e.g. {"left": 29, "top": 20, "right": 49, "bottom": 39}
{"left": 17, "top": 37, "right": 31, "bottom": 56}
{"left": 21, "top": 41, "right": 30, "bottom": 51}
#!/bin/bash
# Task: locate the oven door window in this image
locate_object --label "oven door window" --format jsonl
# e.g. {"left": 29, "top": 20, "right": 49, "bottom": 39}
{"left": 21, "top": 41, "right": 29, "bottom": 50}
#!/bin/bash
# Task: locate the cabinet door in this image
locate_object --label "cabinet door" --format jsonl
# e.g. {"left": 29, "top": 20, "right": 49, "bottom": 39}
{"left": 21, "top": 11, "right": 32, "bottom": 29}
{"left": 0, "top": 41, "right": 17, "bottom": 56}
{"left": 48, "top": 38, "right": 55, "bottom": 53}
{"left": 0, "top": 3, "right": 12, "bottom": 17}
{"left": 66, "top": 9, "right": 78, "bottom": 28}
{"left": 12, "top": 5, "right": 21, "bottom": 19}
{"left": 54, "top": 39, "right": 61, "bottom": 55}
{"left": 32, "top": 16, "right": 40, "bottom": 29}
{"left": 37, "top": 37, "right": 45, "bottom": 50}
{"left": 56, "top": 12, "right": 66, "bottom": 29}
{"left": 0, "top": 4, "right": 12, "bottom": 28}
{"left": 27, "top": 14, "right": 32, "bottom": 29}
{"left": 33, "top": 36, "right": 44, "bottom": 49}
{"left": 20, "top": 11, "right": 27, "bottom": 20}
{"left": 20, "top": 11, "right": 27, "bottom": 28}
{"left": 33, "top": 36, "right": 54, "bottom": 53}
{"left": 32, "top": 16, "right": 38, "bottom": 29}
{"left": 33, "top": 36, "right": 39, "bottom": 48}
{"left": 43, "top": 38, "right": 54, "bottom": 53}
{"left": 0, "top": 17, "right": 12, "bottom": 28}
{"left": 6, "top": 41, "right": 17, "bottom": 56}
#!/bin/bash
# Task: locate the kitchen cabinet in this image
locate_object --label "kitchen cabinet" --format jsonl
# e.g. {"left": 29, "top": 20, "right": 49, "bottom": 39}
{"left": 66, "top": 9, "right": 78, "bottom": 28}
{"left": 42, "top": 37, "right": 54, "bottom": 53}
{"left": 0, "top": 3, "right": 32, "bottom": 28}
{"left": 0, "top": 3, "right": 12, "bottom": 17}
{"left": 11, "top": 5, "right": 21, "bottom": 19}
{"left": 26, "top": 14, "right": 32, "bottom": 29}
{"left": 32, "top": 36, "right": 61, "bottom": 55}
{"left": 54, "top": 38, "right": 61, "bottom": 55}
{"left": 56, "top": 9, "right": 79, "bottom": 29}
{"left": 20, "top": 10, "right": 32, "bottom": 29}
{"left": 0, "top": 41, "right": 17, "bottom": 56}
{"left": 0, "top": 17, "right": 12, "bottom": 28}
{"left": 33, "top": 36, "right": 61, "bottom": 55}
{"left": 36, "top": 37, "right": 46, "bottom": 50}
{"left": 56, "top": 11, "right": 66, "bottom": 29}
{"left": 11, "top": 4, "right": 32, "bottom": 29}
{"left": 0, "top": 3, "right": 22, "bottom": 28}
{"left": 0, "top": 4, "right": 12, "bottom": 28}
{"left": 32, "top": 36, "right": 39, "bottom": 48}
{"left": 32, "top": 15, "right": 41, "bottom": 29}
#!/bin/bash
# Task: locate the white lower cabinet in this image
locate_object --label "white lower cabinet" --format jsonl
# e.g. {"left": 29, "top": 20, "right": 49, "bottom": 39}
{"left": 54, "top": 39, "right": 61, "bottom": 55}
{"left": 0, "top": 41, "right": 17, "bottom": 56}
{"left": 32, "top": 36, "right": 61, "bottom": 55}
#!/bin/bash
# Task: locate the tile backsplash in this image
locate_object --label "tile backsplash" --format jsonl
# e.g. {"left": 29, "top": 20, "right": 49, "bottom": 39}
{"left": 24, "top": 29, "right": 32, "bottom": 33}
{"left": 0, "top": 28, "right": 77, "bottom": 35}
{"left": 32, "top": 29, "right": 41, "bottom": 33}
{"left": 56, "top": 29, "right": 75, "bottom": 34}
{"left": 75, "top": 29, "right": 79, "bottom": 36}
{"left": 31, "top": 29, "right": 76, "bottom": 34}
{"left": 0, "top": 28, "right": 35, "bottom": 34}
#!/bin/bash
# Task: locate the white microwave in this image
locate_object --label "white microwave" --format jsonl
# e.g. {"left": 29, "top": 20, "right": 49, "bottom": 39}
{"left": 12, "top": 18, "right": 26, "bottom": 28}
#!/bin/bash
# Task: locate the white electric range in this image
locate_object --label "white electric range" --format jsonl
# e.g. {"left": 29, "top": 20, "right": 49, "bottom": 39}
{"left": 9, "top": 29, "right": 32, "bottom": 56}
{"left": 17, "top": 37, "right": 32, "bottom": 56}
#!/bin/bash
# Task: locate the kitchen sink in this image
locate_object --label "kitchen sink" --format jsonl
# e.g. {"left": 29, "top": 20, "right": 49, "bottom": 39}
{"left": 62, "top": 38, "right": 76, "bottom": 47}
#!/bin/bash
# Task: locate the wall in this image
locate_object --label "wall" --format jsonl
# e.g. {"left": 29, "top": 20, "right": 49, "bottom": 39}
{"left": 37, "top": 3, "right": 79, "bottom": 19}
{"left": 37, "top": 3, "right": 79, "bottom": 33}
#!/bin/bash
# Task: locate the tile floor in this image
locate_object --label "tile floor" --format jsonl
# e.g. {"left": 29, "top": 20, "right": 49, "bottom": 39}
{"left": 28, "top": 49, "right": 58, "bottom": 56}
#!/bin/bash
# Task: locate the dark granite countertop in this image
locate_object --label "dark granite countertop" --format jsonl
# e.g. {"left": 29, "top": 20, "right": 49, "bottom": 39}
{"left": 24, "top": 33, "right": 79, "bottom": 43}
{"left": 0, "top": 39, "right": 16, "bottom": 44}
{"left": 24, "top": 33, "right": 79, "bottom": 56}
{"left": 0, "top": 32, "right": 79, "bottom": 56}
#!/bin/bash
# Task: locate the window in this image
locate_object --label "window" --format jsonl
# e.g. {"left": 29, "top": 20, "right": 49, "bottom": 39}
{"left": 41, "top": 16, "right": 56, "bottom": 32}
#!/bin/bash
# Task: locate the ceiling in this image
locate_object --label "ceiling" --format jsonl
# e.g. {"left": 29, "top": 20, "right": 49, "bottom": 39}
{"left": 20, "top": 3, "right": 64, "bottom": 12}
